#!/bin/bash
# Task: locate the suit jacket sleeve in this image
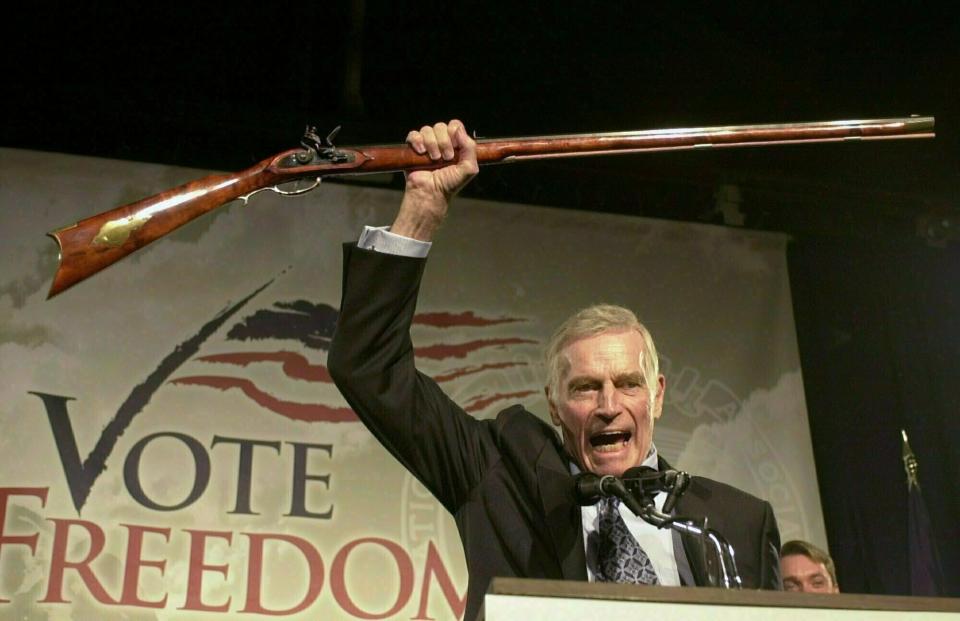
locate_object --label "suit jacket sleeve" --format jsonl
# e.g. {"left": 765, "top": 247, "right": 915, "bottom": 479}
{"left": 328, "top": 243, "right": 499, "bottom": 513}
{"left": 758, "top": 498, "right": 783, "bottom": 589}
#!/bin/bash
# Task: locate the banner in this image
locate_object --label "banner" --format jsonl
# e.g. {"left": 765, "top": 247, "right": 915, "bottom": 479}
{"left": 0, "top": 148, "right": 826, "bottom": 619}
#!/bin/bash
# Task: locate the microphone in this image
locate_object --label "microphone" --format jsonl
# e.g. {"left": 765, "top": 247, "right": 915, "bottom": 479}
{"left": 663, "top": 470, "right": 690, "bottom": 514}
{"left": 622, "top": 466, "right": 666, "bottom": 498}
{"left": 577, "top": 469, "right": 733, "bottom": 585}
{"left": 573, "top": 472, "right": 616, "bottom": 505}
{"left": 573, "top": 472, "right": 649, "bottom": 518}
{"left": 622, "top": 466, "right": 691, "bottom": 514}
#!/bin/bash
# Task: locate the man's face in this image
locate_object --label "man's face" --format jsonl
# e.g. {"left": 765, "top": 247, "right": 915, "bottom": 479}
{"left": 546, "top": 329, "right": 664, "bottom": 477}
{"left": 781, "top": 554, "right": 839, "bottom": 593}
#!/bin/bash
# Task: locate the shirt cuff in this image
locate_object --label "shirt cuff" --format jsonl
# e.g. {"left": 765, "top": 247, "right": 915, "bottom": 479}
{"left": 358, "top": 226, "right": 432, "bottom": 258}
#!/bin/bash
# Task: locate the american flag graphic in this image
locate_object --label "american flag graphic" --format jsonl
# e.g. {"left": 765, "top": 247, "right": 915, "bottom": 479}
{"left": 169, "top": 299, "right": 541, "bottom": 423}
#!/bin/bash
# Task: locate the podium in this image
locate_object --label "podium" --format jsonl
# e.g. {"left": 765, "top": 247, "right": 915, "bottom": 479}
{"left": 480, "top": 578, "right": 960, "bottom": 620}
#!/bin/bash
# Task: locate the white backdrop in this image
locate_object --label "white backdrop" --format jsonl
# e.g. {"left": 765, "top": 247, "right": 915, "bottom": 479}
{"left": 0, "top": 148, "right": 826, "bottom": 619}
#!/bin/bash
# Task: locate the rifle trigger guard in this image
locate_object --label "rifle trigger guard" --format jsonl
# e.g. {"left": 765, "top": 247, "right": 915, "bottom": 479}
{"left": 237, "top": 178, "right": 322, "bottom": 205}
{"left": 272, "top": 178, "right": 322, "bottom": 196}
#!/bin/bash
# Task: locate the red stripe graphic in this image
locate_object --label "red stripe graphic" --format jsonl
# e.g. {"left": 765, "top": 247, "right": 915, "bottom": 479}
{"left": 413, "top": 311, "right": 525, "bottom": 327}
{"left": 170, "top": 375, "right": 357, "bottom": 422}
{"left": 172, "top": 307, "right": 540, "bottom": 422}
{"left": 196, "top": 351, "right": 332, "bottom": 382}
{"left": 432, "top": 362, "right": 528, "bottom": 382}
{"left": 192, "top": 352, "right": 528, "bottom": 384}
{"left": 464, "top": 391, "right": 539, "bottom": 413}
{"left": 415, "top": 338, "right": 536, "bottom": 360}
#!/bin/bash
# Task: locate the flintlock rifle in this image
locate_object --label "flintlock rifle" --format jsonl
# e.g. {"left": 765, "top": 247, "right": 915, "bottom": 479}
{"left": 46, "top": 116, "right": 934, "bottom": 298}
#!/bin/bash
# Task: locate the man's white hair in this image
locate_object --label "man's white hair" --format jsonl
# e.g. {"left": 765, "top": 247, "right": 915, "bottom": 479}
{"left": 544, "top": 304, "right": 660, "bottom": 404}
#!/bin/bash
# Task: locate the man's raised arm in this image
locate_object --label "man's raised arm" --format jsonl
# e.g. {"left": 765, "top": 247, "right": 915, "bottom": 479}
{"left": 328, "top": 120, "right": 489, "bottom": 512}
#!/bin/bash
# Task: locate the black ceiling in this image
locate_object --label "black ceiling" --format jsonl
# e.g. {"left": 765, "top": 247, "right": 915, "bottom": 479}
{"left": 5, "top": 2, "right": 958, "bottom": 241}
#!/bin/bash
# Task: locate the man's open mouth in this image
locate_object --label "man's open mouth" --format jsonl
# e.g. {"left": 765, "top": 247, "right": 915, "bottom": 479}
{"left": 589, "top": 430, "right": 632, "bottom": 452}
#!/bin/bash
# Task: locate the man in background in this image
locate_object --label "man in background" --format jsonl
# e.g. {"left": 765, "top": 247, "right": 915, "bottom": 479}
{"left": 781, "top": 539, "right": 840, "bottom": 593}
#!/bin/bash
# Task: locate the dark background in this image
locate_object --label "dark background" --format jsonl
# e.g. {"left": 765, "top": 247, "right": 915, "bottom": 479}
{"left": 5, "top": 1, "right": 959, "bottom": 597}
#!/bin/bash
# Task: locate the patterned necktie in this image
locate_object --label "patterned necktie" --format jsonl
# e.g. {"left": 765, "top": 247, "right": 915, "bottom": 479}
{"left": 596, "top": 496, "right": 660, "bottom": 585}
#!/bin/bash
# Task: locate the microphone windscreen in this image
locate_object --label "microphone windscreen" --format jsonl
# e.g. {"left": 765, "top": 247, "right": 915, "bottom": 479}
{"left": 573, "top": 472, "right": 603, "bottom": 506}
{"left": 622, "top": 466, "right": 665, "bottom": 499}
{"left": 623, "top": 465, "right": 658, "bottom": 479}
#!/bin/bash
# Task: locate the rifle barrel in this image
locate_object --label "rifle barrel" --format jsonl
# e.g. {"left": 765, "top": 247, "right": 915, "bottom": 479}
{"left": 473, "top": 117, "right": 934, "bottom": 163}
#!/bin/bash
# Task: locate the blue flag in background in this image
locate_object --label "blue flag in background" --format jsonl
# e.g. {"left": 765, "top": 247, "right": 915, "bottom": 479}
{"left": 903, "top": 430, "right": 946, "bottom": 596}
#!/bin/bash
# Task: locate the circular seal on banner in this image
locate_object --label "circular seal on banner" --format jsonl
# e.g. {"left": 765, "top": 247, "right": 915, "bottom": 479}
{"left": 663, "top": 357, "right": 812, "bottom": 541}
{"left": 399, "top": 471, "right": 467, "bottom": 572}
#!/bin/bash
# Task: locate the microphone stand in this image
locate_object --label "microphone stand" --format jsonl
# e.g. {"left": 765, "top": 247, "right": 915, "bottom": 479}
{"left": 577, "top": 471, "right": 743, "bottom": 589}
{"left": 632, "top": 492, "right": 743, "bottom": 590}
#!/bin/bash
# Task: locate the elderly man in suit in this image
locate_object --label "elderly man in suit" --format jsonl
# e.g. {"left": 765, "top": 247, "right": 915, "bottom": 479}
{"left": 329, "top": 120, "right": 781, "bottom": 621}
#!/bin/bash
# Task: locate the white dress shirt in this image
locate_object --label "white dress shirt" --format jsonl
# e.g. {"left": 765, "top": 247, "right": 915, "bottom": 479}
{"left": 358, "top": 225, "right": 431, "bottom": 256}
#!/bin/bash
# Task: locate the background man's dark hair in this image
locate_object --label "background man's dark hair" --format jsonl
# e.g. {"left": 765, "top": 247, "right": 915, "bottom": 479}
{"left": 781, "top": 539, "right": 838, "bottom": 588}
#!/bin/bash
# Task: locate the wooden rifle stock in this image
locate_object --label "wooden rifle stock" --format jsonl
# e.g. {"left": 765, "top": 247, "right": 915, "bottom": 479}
{"left": 47, "top": 116, "right": 934, "bottom": 298}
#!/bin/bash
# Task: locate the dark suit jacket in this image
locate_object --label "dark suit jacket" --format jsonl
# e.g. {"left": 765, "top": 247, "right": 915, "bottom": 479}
{"left": 329, "top": 244, "right": 781, "bottom": 621}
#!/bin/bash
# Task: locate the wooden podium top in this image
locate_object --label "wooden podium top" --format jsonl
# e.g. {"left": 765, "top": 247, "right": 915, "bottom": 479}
{"left": 481, "top": 578, "right": 960, "bottom": 620}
